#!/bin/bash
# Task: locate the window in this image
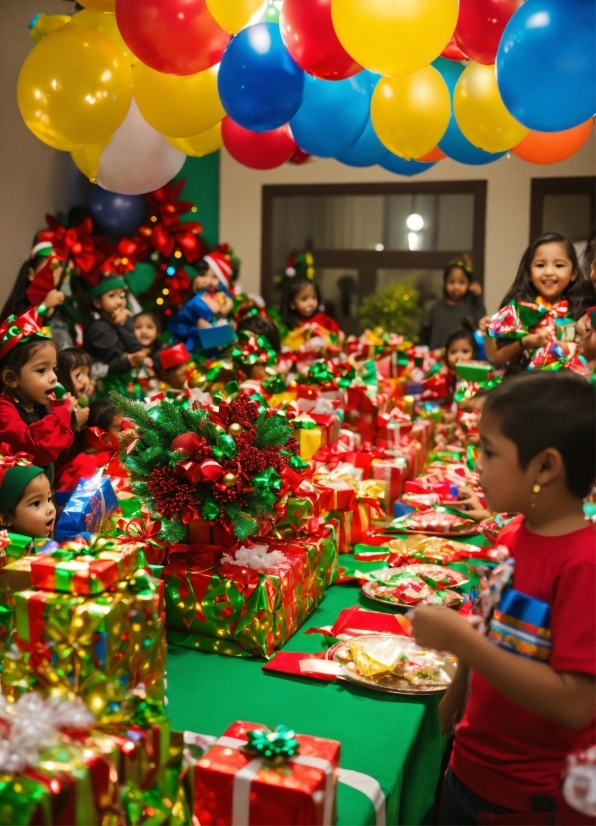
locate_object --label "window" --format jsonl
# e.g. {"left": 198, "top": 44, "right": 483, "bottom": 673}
{"left": 262, "top": 181, "right": 486, "bottom": 335}
{"left": 530, "top": 177, "right": 595, "bottom": 244}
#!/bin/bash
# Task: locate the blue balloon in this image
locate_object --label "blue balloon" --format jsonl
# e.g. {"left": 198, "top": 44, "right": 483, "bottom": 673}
{"left": 290, "top": 72, "right": 371, "bottom": 158}
{"left": 218, "top": 23, "right": 304, "bottom": 132}
{"left": 381, "top": 154, "right": 435, "bottom": 177}
{"left": 336, "top": 120, "right": 389, "bottom": 167}
{"left": 496, "top": 0, "right": 596, "bottom": 131}
{"left": 433, "top": 58, "right": 506, "bottom": 166}
{"left": 89, "top": 188, "right": 146, "bottom": 236}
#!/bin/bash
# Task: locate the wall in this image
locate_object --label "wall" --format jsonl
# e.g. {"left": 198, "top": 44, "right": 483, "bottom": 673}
{"left": 219, "top": 133, "right": 596, "bottom": 314}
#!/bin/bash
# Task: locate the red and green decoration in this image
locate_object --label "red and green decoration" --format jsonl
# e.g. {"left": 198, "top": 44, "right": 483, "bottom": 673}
{"left": 114, "top": 393, "right": 308, "bottom": 543}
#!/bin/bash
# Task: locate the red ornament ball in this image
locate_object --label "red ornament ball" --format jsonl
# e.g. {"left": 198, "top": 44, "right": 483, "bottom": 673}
{"left": 171, "top": 433, "right": 200, "bottom": 456}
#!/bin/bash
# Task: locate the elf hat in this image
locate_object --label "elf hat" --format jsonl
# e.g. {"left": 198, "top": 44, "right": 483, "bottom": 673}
{"left": 0, "top": 447, "right": 44, "bottom": 513}
{"left": 203, "top": 252, "right": 234, "bottom": 290}
{"left": 158, "top": 343, "right": 191, "bottom": 371}
{"left": 0, "top": 309, "right": 49, "bottom": 364}
{"left": 30, "top": 235, "right": 55, "bottom": 260}
{"left": 88, "top": 276, "right": 127, "bottom": 300}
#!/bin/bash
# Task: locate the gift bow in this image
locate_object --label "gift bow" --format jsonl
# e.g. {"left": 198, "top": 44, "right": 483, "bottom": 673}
{"left": 231, "top": 333, "right": 277, "bottom": 368}
{"left": 0, "top": 445, "right": 35, "bottom": 486}
{"left": 84, "top": 427, "right": 120, "bottom": 455}
{"left": 39, "top": 215, "right": 103, "bottom": 275}
{"left": 0, "top": 309, "right": 46, "bottom": 361}
{"left": 244, "top": 725, "right": 300, "bottom": 760}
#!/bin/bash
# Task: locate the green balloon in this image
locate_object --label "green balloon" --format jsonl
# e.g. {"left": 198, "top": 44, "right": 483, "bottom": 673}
{"left": 125, "top": 261, "right": 156, "bottom": 296}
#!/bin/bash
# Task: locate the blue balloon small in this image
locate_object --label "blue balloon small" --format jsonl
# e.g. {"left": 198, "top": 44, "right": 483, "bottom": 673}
{"left": 381, "top": 154, "right": 435, "bottom": 177}
{"left": 89, "top": 188, "right": 146, "bottom": 237}
{"left": 337, "top": 119, "right": 389, "bottom": 167}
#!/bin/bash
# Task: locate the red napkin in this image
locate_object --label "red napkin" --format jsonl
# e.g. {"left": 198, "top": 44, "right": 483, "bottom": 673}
{"left": 306, "top": 605, "right": 412, "bottom": 639}
{"left": 262, "top": 652, "right": 338, "bottom": 682}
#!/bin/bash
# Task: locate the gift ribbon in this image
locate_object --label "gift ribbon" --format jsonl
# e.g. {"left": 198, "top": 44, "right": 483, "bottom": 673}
{"left": 337, "top": 769, "right": 386, "bottom": 826}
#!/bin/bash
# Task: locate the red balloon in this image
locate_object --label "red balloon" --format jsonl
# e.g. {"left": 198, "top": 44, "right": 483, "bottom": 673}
{"left": 454, "top": 0, "right": 523, "bottom": 65}
{"left": 418, "top": 146, "right": 446, "bottom": 162}
{"left": 222, "top": 117, "right": 297, "bottom": 170}
{"left": 280, "top": 0, "right": 362, "bottom": 80}
{"left": 440, "top": 37, "right": 468, "bottom": 61}
{"left": 512, "top": 119, "right": 593, "bottom": 165}
{"left": 289, "top": 146, "right": 312, "bottom": 165}
{"left": 115, "top": 0, "right": 230, "bottom": 76}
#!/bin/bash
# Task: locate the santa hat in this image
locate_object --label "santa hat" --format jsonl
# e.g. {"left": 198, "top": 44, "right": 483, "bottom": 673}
{"left": 30, "top": 235, "right": 55, "bottom": 260}
{"left": 158, "top": 343, "right": 191, "bottom": 371}
{"left": 204, "top": 252, "right": 234, "bottom": 290}
{"left": 0, "top": 309, "right": 48, "bottom": 364}
{"left": 0, "top": 447, "right": 44, "bottom": 513}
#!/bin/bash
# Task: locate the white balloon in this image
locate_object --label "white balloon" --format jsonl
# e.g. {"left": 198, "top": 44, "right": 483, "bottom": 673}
{"left": 97, "top": 99, "right": 186, "bottom": 195}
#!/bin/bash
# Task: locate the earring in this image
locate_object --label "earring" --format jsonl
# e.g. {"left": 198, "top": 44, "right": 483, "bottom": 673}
{"left": 532, "top": 484, "right": 541, "bottom": 494}
{"left": 530, "top": 483, "right": 541, "bottom": 508}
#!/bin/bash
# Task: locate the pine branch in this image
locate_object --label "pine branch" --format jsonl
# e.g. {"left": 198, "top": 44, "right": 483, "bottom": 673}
{"left": 111, "top": 393, "right": 154, "bottom": 429}
{"left": 255, "top": 414, "right": 293, "bottom": 448}
{"left": 159, "top": 519, "right": 186, "bottom": 544}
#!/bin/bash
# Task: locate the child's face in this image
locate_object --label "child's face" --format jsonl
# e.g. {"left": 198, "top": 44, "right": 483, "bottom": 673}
{"left": 94, "top": 288, "right": 127, "bottom": 316}
{"left": 444, "top": 268, "right": 470, "bottom": 303}
{"left": 530, "top": 241, "right": 577, "bottom": 302}
{"left": 108, "top": 414, "right": 124, "bottom": 438}
{"left": 477, "top": 409, "right": 533, "bottom": 514}
{"left": 166, "top": 363, "right": 190, "bottom": 390}
{"left": 446, "top": 339, "right": 475, "bottom": 369}
{"left": 3, "top": 341, "right": 58, "bottom": 407}
{"left": 291, "top": 284, "right": 318, "bottom": 319}
{"left": 8, "top": 474, "right": 55, "bottom": 538}
{"left": 133, "top": 315, "right": 159, "bottom": 348}
{"left": 28, "top": 257, "right": 64, "bottom": 287}
{"left": 193, "top": 269, "right": 218, "bottom": 293}
{"left": 70, "top": 364, "right": 90, "bottom": 397}
{"left": 578, "top": 316, "right": 596, "bottom": 362}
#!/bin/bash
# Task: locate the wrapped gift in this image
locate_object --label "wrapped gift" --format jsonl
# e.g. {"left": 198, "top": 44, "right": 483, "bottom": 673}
{"left": 337, "top": 428, "right": 361, "bottom": 450}
{"left": 55, "top": 478, "right": 119, "bottom": 542}
{"left": 2, "top": 570, "right": 166, "bottom": 714}
{"left": 351, "top": 481, "right": 386, "bottom": 545}
{"left": 5, "top": 532, "right": 35, "bottom": 562}
{"left": 195, "top": 721, "right": 340, "bottom": 826}
{"left": 163, "top": 536, "right": 337, "bottom": 658}
{"left": 113, "top": 514, "right": 167, "bottom": 566}
{"left": 327, "top": 510, "right": 352, "bottom": 553}
{"left": 291, "top": 414, "right": 323, "bottom": 462}
{"left": 371, "top": 456, "right": 407, "bottom": 513}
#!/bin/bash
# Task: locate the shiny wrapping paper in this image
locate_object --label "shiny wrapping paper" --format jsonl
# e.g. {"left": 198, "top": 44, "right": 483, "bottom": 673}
{"left": 55, "top": 478, "right": 119, "bottom": 542}
{"left": 371, "top": 457, "right": 407, "bottom": 512}
{"left": 2, "top": 573, "right": 166, "bottom": 716}
{"left": 310, "top": 412, "right": 341, "bottom": 448}
{"left": 195, "top": 721, "right": 340, "bottom": 826}
{"left": 163, "top": 536, "right": 338, "bottom": 658}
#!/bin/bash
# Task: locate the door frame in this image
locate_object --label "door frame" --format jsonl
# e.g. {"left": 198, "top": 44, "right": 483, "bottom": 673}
{"left": 529, "top": 176, "right": 596, "bottom": 242}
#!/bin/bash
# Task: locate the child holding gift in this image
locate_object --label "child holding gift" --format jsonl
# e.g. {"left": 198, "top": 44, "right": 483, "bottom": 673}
{"left": 0, "top": 310, "right": 87, "bottom": 473}
{"left": 485, "top": 232, "right": 589, "bottom": 371}
{"left": 576, "top": 307, "right": 596, "bottom": 370}
{"left": 1, "top": 237, "right": 65, "bottom": 320}
{"left": 420, "top": 260, "right": 486, "bottom": 351}
{"left": 412, "top": 372, "right": 595, "bottom": 824}
{"left": 0, "top": 452, "right": 56, "bottom": 539}
{"left": 281, "top": 278, "right": 341, "bottom": 336}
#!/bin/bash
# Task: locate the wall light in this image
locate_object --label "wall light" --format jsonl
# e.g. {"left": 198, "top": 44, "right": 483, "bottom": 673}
{"left": 406, "top": 213, "right": 424, "bottom": 232}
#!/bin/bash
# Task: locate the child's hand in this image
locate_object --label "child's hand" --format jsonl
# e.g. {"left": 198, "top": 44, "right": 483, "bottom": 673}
{"left": 468, "top": 281, "right": 483, "bottom": 296}
{"left": 44, "top": 289, "right": 65, "bottom": 309}
{"left": 478, "top": 315, "right": 491, "bottom": 333}
{"left": 126, "top": 350, "right": 147, "bottom": 368}
{"left": 411, "top": 605, "right": 471, "bottom": 654}
{"left": 451, "top": 486, "right": 492, "bottom": 522}
{"left": 111, "top": 307, "right": 131, "bottom": 326}
{"left": 64, "top": 392, "right": 78, "bottom": 412}
{"left": 522, "top": 329, "right": 550, "bottom": 350}
{"left": 74, "top": 406, "right": 90, "bottom": 428}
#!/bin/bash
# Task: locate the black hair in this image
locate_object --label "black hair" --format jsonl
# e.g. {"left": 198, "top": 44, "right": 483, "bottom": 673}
{"left": 0, "top": 338, "right": 57, "bottom": 394}
{"left": 1, "top": 257, "right": 46, "bottom": 321}
{"left": 281, "top": 277, "right": 321, "bottom": 330}
{"left": 444, "top": 328, "right": 478, "bottom": 365}
{"left": 237, "top": 314, "right": 281, "bottom": 354}
{"left": 443, "top": 262, "right": 473, "bottom": 299}
{"left": 500, "top": 232, "right": 587, "bottom": 320}
{"left": 88, "top": 399, "right": 117, "bottom": 431}
{"left": 133, "top": 311, "right": 162, "bottom": 335}
{"left": 56, "top": 348, "right": 92, "bottom": 396}
{"left": 483, "top": 372, "right": 596, "bottom": 498}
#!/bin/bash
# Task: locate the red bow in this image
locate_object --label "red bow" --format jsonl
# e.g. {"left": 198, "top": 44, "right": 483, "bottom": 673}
{"left": 166, "top": 267, "right": 192, "bottom": 308}
{"left": 100, "top": 237, "right": 151, "bottom": 278}
{"left": 142, "top": 180, "right": 206, "bottom": 264}
{"left": 84, "top": 427, "right": 119, "bottom": 455}
{"left": 175, "top": 457, "right": 224, "bottom": 486}
{"left": 0, "top": 309, "right": 45, "bottom": 362}
{"left": 0, "top": 444, "right": 35, "bottom": 486}
{"left": 39, "top": 215, "right": 104, "bottom": 275}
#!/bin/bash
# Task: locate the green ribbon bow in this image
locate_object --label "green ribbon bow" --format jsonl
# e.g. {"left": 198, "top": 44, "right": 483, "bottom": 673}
{"left": 245, "top": 725, "right": 300, "bottom": 760}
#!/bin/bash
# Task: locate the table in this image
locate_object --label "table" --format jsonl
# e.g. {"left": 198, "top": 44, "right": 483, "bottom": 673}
{"left": 166, "top": 539, "right": 486, "bottom": 825}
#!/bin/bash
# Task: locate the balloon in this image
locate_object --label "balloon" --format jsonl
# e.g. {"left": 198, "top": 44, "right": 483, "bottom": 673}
{"left": 496, "top": 0, "right": 596, "bottom": 132}
{"left": 290, "top": 72, "right": 370, "bottom": 158}
{"left": 330, "top": 0, "right": 458, "bottom": 77}
{"left": 17, "top": 26, "right": 132, "bottom": 150}
{"left": 454, "top": 0, "right": 522, "bottom": 65}
{"left": 205, "top": 0, "right": 264, "bottom": 34}
{"left": 280, "top": 0, "right": 361, "bottom": 81}
{"left": 115, "top": 0, "right": 230, "bottom": 76}
{"left": 381, "top": 155, "right": 436, "bottom": 177}
{"left": 454, "top": 62, "right": 528, "bottom": 153}
{"left": 218, "top": 23, "right": 304, "bottom": 132}
{"left": 167, "top": 122, "right": 223, "bottom": 157}
{"left": 434, "top": 57, "right": 506, "bottom": 165}
{"left": 125, "top": 262, "right": 156, "bottom": 295}
{"left": 289, "top": 147, "right": 312, "bottom": 165}
{"left": 70, "top": 9, "right": 136, "bottom": 64}
{"left": 512, "top": 120, "right": 594, "bottom": 165}
{"left": 133, "top": 63, "right": 224, "bottom": 138}
{"left": 96, "top": 100, "right": 186, "bottom": 195}
{"left": 441, "top": 37, "right": 467, "bottom": 61}
{"left": 222, "top": 117, "right": 296, "bottom": 169}
{"left": 371, "top": 66, "right": 450, "bottom": 160}
{"left": 89, "top": 188, "right": 147, "bottom": 235}
{"left": 336, "top": 119, "right": 388, "bottom": 167}
{"left": 79, "top": 0, "right": 115, "bottom": 10}
{"left": 71, "top": 136, "right": 112, "bottom": 182}
{"left": 418, "top": 146, "right": 446, "bottom": 162}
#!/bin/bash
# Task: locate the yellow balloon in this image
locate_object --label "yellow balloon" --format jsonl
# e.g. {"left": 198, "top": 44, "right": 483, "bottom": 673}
{"left": 454, "top": 62, "right": 529, "bottom": 153}
{"left": 78, "top": 0, "right": 115, "bottom": 10}
{"left": 71, "top": 10, "right": 137, "bottom": 65}
{"left": 331, "top": 0, "right": 458, "bottom": 76}
{"left": 371, "top": 66, "right": 451, "bottom": 160}
{"left": 167, "top": 122, "right": 223, "bottom": 157}
{"left": 71, "top": 136, "right": 112, "bottom": 182}
{"left": 17, "top": 25, "right": 132, "bottom": 150}
{"left": 133, "top": 62, "right": 225, "bottom": 139}
{"left": 205, "top": 0, "right": 264, "bottom": 34}
{"left": 29, "top": 13, "right": 71, "bottom": 44}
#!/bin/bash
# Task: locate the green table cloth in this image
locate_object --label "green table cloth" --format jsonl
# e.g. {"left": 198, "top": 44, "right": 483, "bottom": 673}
{"left": 166, "top": 537, "right": 487, "bottom": 825}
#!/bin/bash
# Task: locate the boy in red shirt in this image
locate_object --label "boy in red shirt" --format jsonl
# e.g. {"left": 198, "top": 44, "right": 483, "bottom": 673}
{"left": 413, "top": 372, "right": 596, "bottom": 824}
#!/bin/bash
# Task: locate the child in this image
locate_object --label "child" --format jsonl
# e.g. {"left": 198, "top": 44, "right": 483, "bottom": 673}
{"left": 485, "top": 232, "right": 588, "bottom": 369}
{"left": 1, "top": 238, "right": 65, "bottom": 320}
{"left": 412, "top": 372, "right": 595, "bottom": 824}
{"left": 83, "top": 276, "right": 147, "bottom": 376}
{"left": 0, "top": 310, "right": 87, "bottom": 471}
{"left": 420, "top": 261, "right": 486, "bottom": 351}
{"left": 0, "top": 454, "right": 55, "bottom": 538}
{"left": 55, "top": 399, "right": 124, "bottom": 492}
{"left": 133, "top": 311, "right": 162, "bottom": 359}
{"left": 444, "top": 329, "right": 478, "bottom": 372}
{"left": 237, "top": 313, "right": 281, "bottom": 354}
{"left": 281, "top": 278, "right": 341, "bottom": 334}
{"left": 168, "top": 255, "right": 234, "bottom": 350}
{"left": 576, "top": 307, "right": 596, "bottom": 370}
{"left": 56, "top": 348, "right": 94, "bottom": 404}
{"left": 154, "top": 343, "right": 192, "bottom": 392}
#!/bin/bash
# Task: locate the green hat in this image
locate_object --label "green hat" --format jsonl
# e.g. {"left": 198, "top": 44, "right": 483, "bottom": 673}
{"left": 0, "top": 464, "right": 45, "bottom": 513}
{"left": 88, "top": 277, "right": 127, "bottom": 300}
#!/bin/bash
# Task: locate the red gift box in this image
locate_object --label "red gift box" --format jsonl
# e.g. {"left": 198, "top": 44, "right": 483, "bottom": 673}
{"left": 195, "top": 721, "right": 340, "bottom": 826}
{"left": 310, "top": 413, "right": 341, "bottom": 447}
{"left": 371, "top": 457, "right": 407, "bottom": 512}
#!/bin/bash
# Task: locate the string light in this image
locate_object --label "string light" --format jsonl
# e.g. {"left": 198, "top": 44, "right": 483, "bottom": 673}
{"left": 166, "top": 266, "right": 176, "bottom": 276}
{"left": 174, "top": 251, "right": 182, "bottom": 259}
{"left": 162, "top": 289, "right": 169, "bottom": 296}
{"left": 156, "top": 298, "right": 164, "bottom": 305}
